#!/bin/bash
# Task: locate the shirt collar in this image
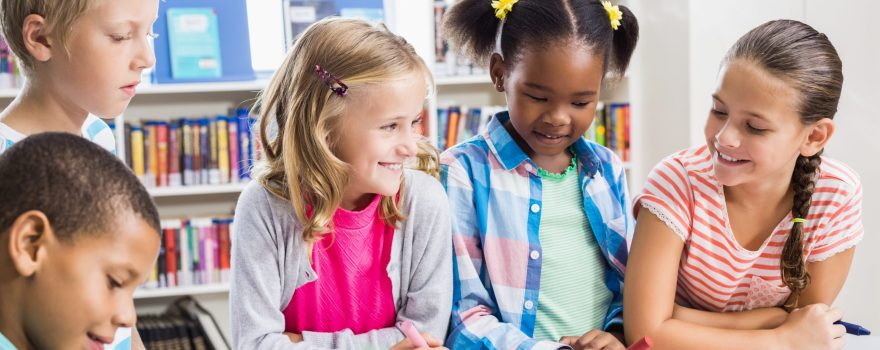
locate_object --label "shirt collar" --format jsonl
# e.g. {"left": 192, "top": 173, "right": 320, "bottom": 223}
{"left": 484, "top": 110, "right": 601, "bottom": 178}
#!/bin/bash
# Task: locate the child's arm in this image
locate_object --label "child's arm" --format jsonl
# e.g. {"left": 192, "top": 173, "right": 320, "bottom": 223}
{"left": 670, "top": 304, "right": 788, "bottom": 330}
{"left": 669, "top": 245, "right": 855, "bottom": 332}
{"left": 441, "top": 160, "right": 562, "bottom": 350}
{"left": 297, "top": 172, "right": 454, "bottom": 348}
{"left": 230, "top": 185, "right": 330, "bottom": 350}
{"left": 623, "top": 211, "right": 845, "bottom": 350}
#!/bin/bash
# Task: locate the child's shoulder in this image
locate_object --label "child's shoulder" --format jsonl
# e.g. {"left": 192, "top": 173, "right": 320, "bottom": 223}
{"left": 440, "top": 136, "right": 491, "bottom": 161}
{"left": 403, "top": 169, "right": 447, "bottom": 201}
{"left": 818, "top": 156, "right": 862, "bottom": 193}
{"left": 237, "top": 180, "right": 296, "bottom": 220}
{"left": 655, "top": 145, "right": 714, "bottom": 173}
{"left": 80, "top": 115, "right": 116, "bottom": 154}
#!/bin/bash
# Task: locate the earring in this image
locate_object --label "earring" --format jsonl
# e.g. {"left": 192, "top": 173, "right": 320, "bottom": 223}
{"left": 495, "top": 78, "right": 504, "bottom": 92}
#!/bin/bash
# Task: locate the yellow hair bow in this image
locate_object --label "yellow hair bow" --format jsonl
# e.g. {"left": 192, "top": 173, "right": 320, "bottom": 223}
{"left": 491, "top": 0, "right": 518, "bottom": 20}
{"left": 602, "top": 1, "right": 623, "bottom": 30}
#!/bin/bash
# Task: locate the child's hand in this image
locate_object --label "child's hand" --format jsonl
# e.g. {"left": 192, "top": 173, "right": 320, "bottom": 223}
{"left": 284, "top": 332, "right": 303, "bottom": 343}
{"left": 559, "top": 329, "right": 626, "bottom": 350}
{"left": 389, "top": 332, "right": 446, "bottom": 349}
{"left": 776, "top": 303, "right": 846, "bottom": 350}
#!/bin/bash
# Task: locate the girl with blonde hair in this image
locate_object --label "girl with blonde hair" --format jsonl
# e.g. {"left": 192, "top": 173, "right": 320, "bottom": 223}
{"left": 230, "top": 17, "right": 451, "bottom": 349}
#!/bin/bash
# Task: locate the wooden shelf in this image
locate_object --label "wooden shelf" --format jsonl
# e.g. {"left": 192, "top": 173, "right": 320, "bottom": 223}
{"left": 148, "top": 182, "right": 249, "bottom": 198}
{"left": 435, "top": 75, "right": 492, "bottom": 86}
{"left": 136, "top": 80, "right": 268, "bottom": 95}
{"left": 0, "top": 80, "right": 269, "bottom": 99}
{"left": 134, "top": 283, "right": 229, "bottom": 300}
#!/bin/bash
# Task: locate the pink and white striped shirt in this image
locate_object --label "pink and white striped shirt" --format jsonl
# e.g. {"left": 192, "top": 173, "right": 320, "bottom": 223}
{"left": 634, "top": 146, "right": 863, "bottom": 312}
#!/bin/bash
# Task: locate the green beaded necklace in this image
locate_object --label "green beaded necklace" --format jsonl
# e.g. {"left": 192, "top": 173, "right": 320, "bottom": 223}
{"left": 537, "top": 151, "right": 578, "bottom": 180}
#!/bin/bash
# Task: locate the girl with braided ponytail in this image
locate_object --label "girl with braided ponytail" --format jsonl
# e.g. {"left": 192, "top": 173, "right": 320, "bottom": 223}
{"left": 625, "top": 20, "right": 863, "bottom": 350}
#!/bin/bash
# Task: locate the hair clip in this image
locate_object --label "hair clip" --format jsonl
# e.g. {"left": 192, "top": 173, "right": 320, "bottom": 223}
{"left": 491, "top": 0, "right": 518, "bottom": 20}
{"left": 601, "top": 1, "right": 623, "bottom": 31}
{"left": 315, "top": 64, "right": 348, "bottom": 97}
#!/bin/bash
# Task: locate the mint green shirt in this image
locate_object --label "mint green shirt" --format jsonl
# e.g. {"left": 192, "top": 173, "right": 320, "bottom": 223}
{"left": 0, "top": 332, "right": 17, "bottom": 350}
{"left": 532, "top": 160, "right": 614, "bottom": 341}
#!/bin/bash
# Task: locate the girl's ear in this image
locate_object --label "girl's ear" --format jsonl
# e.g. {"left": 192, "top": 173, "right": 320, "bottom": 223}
{"left": 21, "top": 14, "right": 54, "bottom": 63}
{"left": 800, "top": 118, "right": 835, "bottom": 157}
{"left": 489, "top": 53, "right": 506, "bottom": 92}
{"left": 7, "top": 210, "right": 53, "bottom": 277}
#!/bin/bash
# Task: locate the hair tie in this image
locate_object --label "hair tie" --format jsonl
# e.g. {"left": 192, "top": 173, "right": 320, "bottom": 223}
{"left": 491, "top": 0, "right": 518, "bottom": 20}
{"left": 792, "top": 218, "right": 807, "bottom": 224}
{"left": 314, "top": 65, "right": 348, "bottom": 97}
{"left": 601, "top": 1, "right": 623, "bottom": 31}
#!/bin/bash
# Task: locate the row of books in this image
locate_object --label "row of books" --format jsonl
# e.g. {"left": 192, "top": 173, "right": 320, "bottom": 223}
{"left": 109, "top": 108, "right": 261, "bottom": 189}
{"left": 141, "top": 217, "right": 234, "bottom": 290}
{"left": 436, "top": 105, "right": 505, "bottom": 150}
{"left": 587, "top": 102, "right": 631, "bottom": 162}
{"left": 136, "top": 314, "right": 212, "bottom": 350}
{"left": 432, "top": 1, "right": 487, "bottom": 77}
{"left": 137, "top": 297, "right": 229, "bottom": 350}
{"left": 436, "top": 102, "right": 632, "bottom": 162}
{"left": 0, "top": 36, "right": 25, "bottom": 89}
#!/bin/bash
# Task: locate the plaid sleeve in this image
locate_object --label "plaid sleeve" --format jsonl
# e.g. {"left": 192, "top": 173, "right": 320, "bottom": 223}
{"left": 441, "top": 156, "right": 564, "bottom": 350}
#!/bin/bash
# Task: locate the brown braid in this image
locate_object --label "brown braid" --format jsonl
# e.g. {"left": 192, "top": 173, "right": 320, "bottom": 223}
{"left": 782, "top": 151, "right": 823, "bottom": 310}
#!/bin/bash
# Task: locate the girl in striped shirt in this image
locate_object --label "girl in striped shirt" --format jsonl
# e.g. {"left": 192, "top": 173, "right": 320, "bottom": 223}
{"left": 625, "top": 20, "right": 862, "bottom": 350}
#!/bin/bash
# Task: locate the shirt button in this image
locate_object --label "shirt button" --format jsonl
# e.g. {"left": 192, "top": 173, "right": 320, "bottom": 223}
{"left": 524, "top": 300, "right": 534, "bottom": 310}
{"left": 525, "top": 164, "right": 534, "bottom": 173}
{"left": 530, "top": 204, "right": 540, "bottom": 213}
{"left": 530, "top": 250, "right": 540, "bottom": 260}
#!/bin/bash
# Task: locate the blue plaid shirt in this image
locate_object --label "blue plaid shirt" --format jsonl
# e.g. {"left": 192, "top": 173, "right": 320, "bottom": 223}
{"left": 441, "top": 111, "right": 634, "bottom": 349}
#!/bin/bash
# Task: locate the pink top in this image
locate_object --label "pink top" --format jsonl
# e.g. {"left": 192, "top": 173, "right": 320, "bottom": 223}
{"left": 283, "top": 194, "right": 397, "bottom": 334}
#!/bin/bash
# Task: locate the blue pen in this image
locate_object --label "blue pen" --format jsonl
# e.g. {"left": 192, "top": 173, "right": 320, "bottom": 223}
{"left": 835, "top": 320, "right": 871, "bottom": 336}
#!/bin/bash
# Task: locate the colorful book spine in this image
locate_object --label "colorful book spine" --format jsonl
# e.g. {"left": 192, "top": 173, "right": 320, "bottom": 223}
{"left": 124, "top": 123, "right": 133, "bottom": 168}
{"left": 199, "top": 119, "right": 210, "bottom": 185}
{"left": 163, "top": 222, "right": 178, "bottom": 287}
{"left": 208, "top": 118, "right": 220, "bottom": 185}
{"left": 168, "top": 123, "right": 181, "bottom": 187}
{"left": 146, "top": 122, "right": 159, "bottom": 188}
{"left": 237, "top": 110, "right": 252, "bottom": 180}
{"left": 216, "top": 116, "right": 229, "bottom": 184}
{"left": 228, "top": 117, "right": 240, "bottom": 182}
{"left": 156, "top": 121, "right": 169, "bottom": 187}
{"left": 218, "top": 219, "right": 231, "bottom": 283}
{"left": 131, "top": 126, "right": 145, "bottom": 181}
{"left": 181, "top": 120, "right": 194, "bottom": 186}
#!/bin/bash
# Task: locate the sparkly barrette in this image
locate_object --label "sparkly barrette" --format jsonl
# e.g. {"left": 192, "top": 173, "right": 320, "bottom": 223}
{"left": 315, "top": 64, "right": 348, "bottom": 97}
{"left": 601, "top": 1, "right": 623, "bottom": 31}
{"left": 491, "top": 0, "right": 518, "bottom": 20}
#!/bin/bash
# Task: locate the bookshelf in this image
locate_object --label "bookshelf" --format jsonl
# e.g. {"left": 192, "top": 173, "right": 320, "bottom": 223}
{"left": 135, "top": 283, "right": 231, "bottom": 300}
{"left": 148, "top": 182, "right": 250, "bottom": 198}
{"left": 0, "top": 0, "right": 643, "bottom": 344}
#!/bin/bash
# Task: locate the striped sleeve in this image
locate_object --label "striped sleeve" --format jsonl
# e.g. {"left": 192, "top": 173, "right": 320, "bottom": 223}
{"left": 634, "top": 157, "right": 693, "bottom": 241}
{"left": 83, "top": 115, "right": 117, "bottom": 155}
{"left": 807, "top": 179, "right": 864, "bottom": 262}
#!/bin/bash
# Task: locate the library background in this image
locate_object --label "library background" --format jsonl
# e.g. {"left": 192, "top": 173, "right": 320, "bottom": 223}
{"left": 0, "top": 1, "right": 640, "bottom": 347}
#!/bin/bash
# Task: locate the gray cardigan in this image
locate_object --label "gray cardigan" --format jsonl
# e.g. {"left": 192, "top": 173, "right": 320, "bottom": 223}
{"left": 230, "top": 170, "right": 452, "bottom": 349}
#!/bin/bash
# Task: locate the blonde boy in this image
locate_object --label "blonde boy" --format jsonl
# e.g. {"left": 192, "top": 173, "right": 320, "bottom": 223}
{"left": 0, "top": 0, "right": 158, "bottom": 153}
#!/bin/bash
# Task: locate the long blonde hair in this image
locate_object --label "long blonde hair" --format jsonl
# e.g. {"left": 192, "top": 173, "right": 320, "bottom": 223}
{"left": 252, "top": 17, "right": 437, "bottom": 243}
